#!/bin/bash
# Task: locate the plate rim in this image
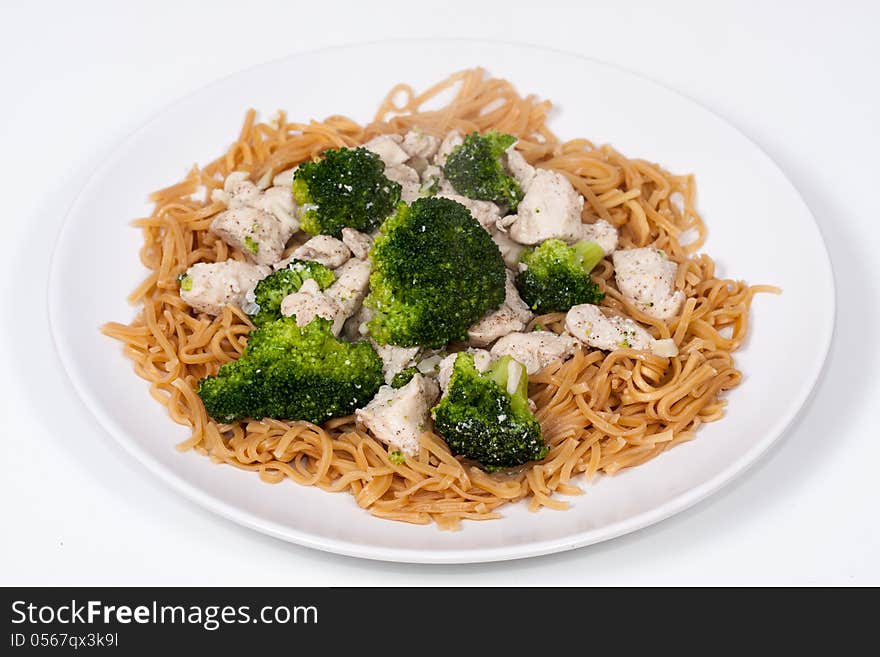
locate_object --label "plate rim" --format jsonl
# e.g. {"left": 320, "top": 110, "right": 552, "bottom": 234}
{"left": 47, "top": 38, "right": 836, "bottom": 564}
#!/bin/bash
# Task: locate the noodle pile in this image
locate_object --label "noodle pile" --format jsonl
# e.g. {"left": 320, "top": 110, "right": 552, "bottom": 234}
{"left": 103, "top": 69, "right": 777, "bottom": 529}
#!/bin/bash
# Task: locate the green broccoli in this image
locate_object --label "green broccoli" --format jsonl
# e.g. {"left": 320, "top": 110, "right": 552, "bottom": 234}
{"left": 443, "top": 131, "right": 522, "bottom": 209}
{"left": 248, "top": 260, "right": 335, "bottom": 327}
{"left": 292, "top": 147, "right": 401, "bottom": 237}
{"left": 197, "top": 317, "right": 383, "bottom": 424}
{"left": 365, "top": 197, "right": 506, "bottom": 348}
{"left": 433, "top": 353, "right": 546, "bottom": 471}
{"left": 390, "top": 366, "right": 419, "bottom": 389}
{"left": 515, "top": 239, "right": 605, "bottom": 314}
{"left": 388, "top": 450, "right": 406, "bottom": 465}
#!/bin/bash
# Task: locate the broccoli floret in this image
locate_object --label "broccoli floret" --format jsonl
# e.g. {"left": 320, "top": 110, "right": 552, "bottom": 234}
{"left": 443, "top": 131, "right": 522, "bottom": 210}
{"left": 365, "top": 197, "right": 506, "bottom": 348}
{"left": 433, "top": 353, "right": 546, "bottom": 471}
{"left": 247, "top": 259, "right": 335, "bottom": 327}
{"left": 515, "top": 239, "right": 605, "bottom": 314}
{"left": 198, "top": 317, "right": 383, "bottom": 424}
{"left": 390, "top": 366, "right": 419, "bottom": 389}
{"left": 388, "top": 450, "right": 406, "bottom": 465}
{"left": 292, "top": 147, "right": 401, "bottom": 237}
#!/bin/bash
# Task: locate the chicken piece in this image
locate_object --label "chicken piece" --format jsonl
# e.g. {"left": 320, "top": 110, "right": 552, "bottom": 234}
{"left": 342, "top": 305, "right": 374, "bottom": 341}
{"left": 355, "top": 375, "right": 440, "bottom": 456}
{"left": 279, "top": 278, "right": 340, "bottom": 327}
{"left": 437, "top": 194, "right": 501, "bottom": 230}
{"left": 416, "top": 353, "right": 444, "bottom": 375}
{"left": 496, "top": 213, "right": 517, "bottom": 230}
{"left": 433, "top": 130, "right": 463, "bottom": 167}
{"left": 565, "top": 304, "right": 653, "bottom": 351}
{"left": 210, "top": 206, "right": 292, "bottom": 266}
{"left": 508, "top": 170, "right": 585, "bottom": 245}
{"left": 406, "top": 155, "right": 430, "bottom": 178}
{"left": 372, "top": 342, "right": 420, "bottom": 384}
{"left": 384, "top": 163, "right": 421, "bottom": 204}
{"left": 490, "top": 331, "right": 580, "bottom": 375}
{"left": 362, "top": 134, "right": 409, "bottom": 168}
{"left": 581, "top": 219, "right": 619, "bottom": 255}
{"left": 437, "top": 349, "right": 492, "bottom": 392}
{"left": 467, "top": 272, "right": 533, "bottom": 347}
{"left": 271, "top": 167, "right": 297, "bottom": 188}
{"left": 504, "top": 146, "right": 536, "bottom": 190}
{"left": 439, "top": 194, "right": 502, "bottom": 231}
{"left": 324, "top": 258, "right": 372, "bottom": 334}
{"left": 216, "top": 171, "right": 258, "bottom": 204}
{"left": 289, "top": 235, "right": 351, "bottom": 269}
{"left": 401, "top": 129, "right": 440, "bottom": 160}
{"left": 209, "top": 171, "right": 299, "bottom": 266}
{"left": 491, "top": 224, "right": 526, "bottom": 269}
{"left": 179, "top": 260, "right": 270, "bottom": 316}
{"left": 612, "top": 247, "right": 685, "bottom": 320}
{"left": 436, "top": 180, "right": 502, "bottom": 230}
{"left": 341, "top": 227, "right": 374, "bottom": 260}
{"left": 420, "top": 164, "right": 443, "bottom": 184}
{"left": 251, "top": 185, "right": 297, "bottom": 229}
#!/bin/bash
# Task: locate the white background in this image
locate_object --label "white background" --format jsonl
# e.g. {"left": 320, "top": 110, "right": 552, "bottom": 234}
{"left": 2, "top": 0, "right": 878, "bottom": 585}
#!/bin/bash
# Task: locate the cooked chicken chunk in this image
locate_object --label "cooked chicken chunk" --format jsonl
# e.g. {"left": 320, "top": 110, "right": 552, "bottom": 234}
{"left": 209, "top": 171, "right": 298, "bottom": 265}
{"left": 251, "top": 186, "right": 297, "bottom": 226}
{"left": 211, "top": 206, "right": 291, "bottom": 266}
{"left": 612, "top": 247, "right": 685, "bottom": 320}
{"left": 362, "top": 134, "right": 409, "bottom": 168}
{"left": 504, "top": 146, "right": 536, "bottom": 190}
{"left": 508, "top": 170, "right": 585, "bottom": 245}
{"left": 373, "top": 343, "right": 420, "bottom": 384}
{"left": 324, "top": 258, "right": 372, "bottom": 334}
{"left": 287, "top": 235, "right": 351, "bottom": 269}
{"left": 490, "top": 331, "right": 580, "bottom": 375}
{"left": 433, "top": 130, "right": 463, "bottom": 167}
{"left": 279, "top": 278, "right": 340, "bottom": 327}
{"left": 491, "top": 224, "right": 526, "bottom": 269}
{"left": 437, "top": 192, "right": 501, "bottom": 230}
{"left": 401, "top": 129, "right": 440, "bottom": 160}
{"left": 341, "top": 228, "right": 373, "bottom": 260}
{"left": 271, "top": 167, "right": 297, "bottom": 188}
{"left": 342, "top": 305, "right": 374, "bottom": 341}
{"left": 179, "top": 260, "right": 270, "bottom": 316}
{"left": 384, "top": 163, "right": 421, "bottom": 204}
{"left": 420, "top": 164, "right": 443, "bottom": 184}
{"left": 467, "top": 272, "right": 533, "bottom": 347}
{"left": 416, "top": 353, "right": 444, "bottom": 375}
{"left": 212, "top": 171, "right": 257, "bottom": 204}
{"left": 279, "top": 258, "right": 374, "bottom": 334}
{"left": 565, "top": 304, "right": 653, "bottom": 351}
{"left": 581, "top": 219, "right": 619, "bottom": 255}
{"left": 436, "top": 187, "right": 503, "bottom": 230}
{"left": 437, "top": 349, "right": 491, "bottom": 392}
{"left": 355, "top": 374, "right": 440, "bottom": 456}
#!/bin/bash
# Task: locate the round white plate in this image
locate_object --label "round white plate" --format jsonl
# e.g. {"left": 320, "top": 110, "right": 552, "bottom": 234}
{"left": 48, "top": 40, "right": 834, "bottom": 563}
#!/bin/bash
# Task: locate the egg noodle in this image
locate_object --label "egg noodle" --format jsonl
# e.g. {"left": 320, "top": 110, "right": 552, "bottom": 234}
{"left": 103, "top": 69, "right": 778, "bottom": 529}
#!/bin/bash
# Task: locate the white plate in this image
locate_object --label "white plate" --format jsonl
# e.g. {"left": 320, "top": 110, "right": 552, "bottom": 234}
{"left": 48, "top": 40, "right": 834, "bottom": 563}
